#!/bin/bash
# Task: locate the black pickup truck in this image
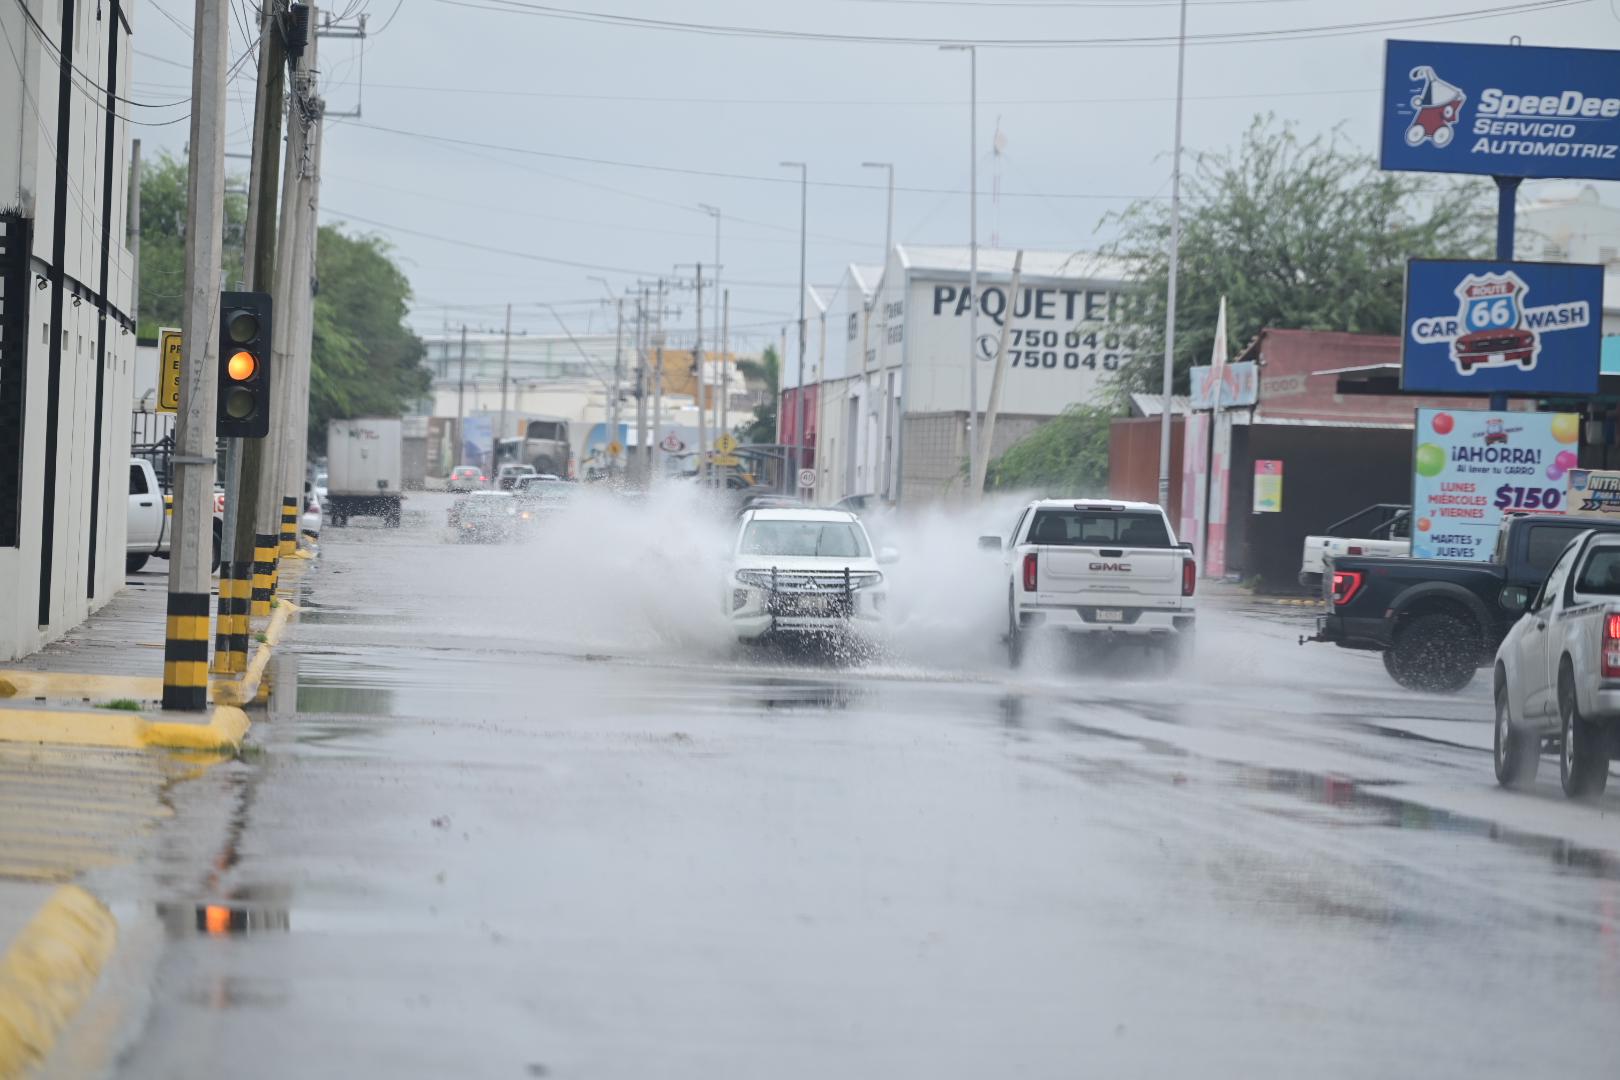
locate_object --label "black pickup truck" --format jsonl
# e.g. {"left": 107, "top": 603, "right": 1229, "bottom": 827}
{"left": 1307, "top": 514, "right": 1620, "bottom": 693}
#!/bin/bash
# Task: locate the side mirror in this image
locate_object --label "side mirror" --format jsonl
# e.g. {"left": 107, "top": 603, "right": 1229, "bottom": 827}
{"left": 878, "top": 546, "right": 900, "bottom": 565}
{"left": 1500, "top": 585, "right": 1531, "bottom": 614}
{"left": 978, "top": 535, "right": 1002, "bottom": 552}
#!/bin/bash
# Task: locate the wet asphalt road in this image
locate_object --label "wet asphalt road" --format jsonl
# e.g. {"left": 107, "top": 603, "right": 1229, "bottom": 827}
{"left": 107, "top": 491, "right": 1620, "bottom": 1079}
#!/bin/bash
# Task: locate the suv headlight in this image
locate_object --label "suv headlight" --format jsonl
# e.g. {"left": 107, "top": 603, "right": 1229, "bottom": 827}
{"left": 735, "top": 569, "right": 775, "bottom": 587}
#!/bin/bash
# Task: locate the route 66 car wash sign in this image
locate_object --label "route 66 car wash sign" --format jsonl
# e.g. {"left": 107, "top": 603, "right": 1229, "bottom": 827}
{"left": 1400, "top": 258, "right": 1602, "bottom": 396}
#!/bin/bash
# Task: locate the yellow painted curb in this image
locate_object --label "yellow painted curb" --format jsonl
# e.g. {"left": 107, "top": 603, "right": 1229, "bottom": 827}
{"left": 0, "top": 885, "right": 117, "bottom": 1078}
{"left": 0, "top": 705, "right": 251, "bottom": 753}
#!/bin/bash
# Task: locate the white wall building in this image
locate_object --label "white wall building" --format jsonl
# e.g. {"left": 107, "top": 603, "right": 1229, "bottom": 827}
{"left": 789, "top": 245, "right": 1132, "bottom": 505}
{"left": 1521, "top": 184, "right": 1620, "bottom": 268}
{"left": 0, "top": 0, "right": 137, "bottom": 660}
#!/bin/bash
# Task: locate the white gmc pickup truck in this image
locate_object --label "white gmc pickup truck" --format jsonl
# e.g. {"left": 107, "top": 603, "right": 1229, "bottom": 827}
{"left": 127, "top": 458, "right": 223, "bottom": 575}
{"left": 983, "top": 498, "right": 1197, "bottom": 669}
{"left": 1493, "top": 529, "right": 1620, "bottom": 799}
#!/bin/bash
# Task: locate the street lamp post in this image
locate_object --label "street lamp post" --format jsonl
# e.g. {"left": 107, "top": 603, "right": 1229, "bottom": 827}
{"left": 588, "top": 274, "right": 621, "bottom": 469}
{"left": 1158, "top": 0, "right": 1189, "bottom": 510}
{"left": 940, "top": 44, "right": 980, "bottom": 493}
{"left": 781, "top": 162, "right": 808, "bottom": 496}
{"left": 861, "top": 162, "right": 894, "bottom": 259}
{"left": 699, "top": 203, "right": 722, "bottom": 481}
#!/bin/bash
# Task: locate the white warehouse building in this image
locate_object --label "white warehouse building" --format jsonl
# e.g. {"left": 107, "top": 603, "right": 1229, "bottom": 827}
{"left": 787, "top": 245, "right": 1133, "bottom": 506}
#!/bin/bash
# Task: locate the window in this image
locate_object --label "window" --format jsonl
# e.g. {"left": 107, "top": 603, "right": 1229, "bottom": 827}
{"left": 740, "top": 520, "right": 871, "bottom": 558}
{"left": 129, "top": 464, "right": 149, "bottom": 495}
{"left": 1575, "top": 548, "right": 1620, "bottom": 596}
{"left": 1536, "top": 543, "right": 1579, "bottom": 611}
{"left": 1523, "top": 525, "right": 1584, "bottom": 577}
{"left": 527, "top": 421, "right": 563, "bottom": 441}
{"left": 0, "top": 213, "right": 30, "bottom": 548}
{"left": 1026, "top": 509, "right": 1173, "bottom": 549}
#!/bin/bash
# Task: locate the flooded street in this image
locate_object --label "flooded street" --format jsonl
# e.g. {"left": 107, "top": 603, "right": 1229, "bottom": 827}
{"left": 92, "top": 492, "right": 1620, "bottom": 1079}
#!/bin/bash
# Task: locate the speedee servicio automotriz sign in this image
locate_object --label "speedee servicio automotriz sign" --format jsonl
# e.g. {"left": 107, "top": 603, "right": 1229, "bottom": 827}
{"left": 1381, "top": 39, "right": 1620, "bottom": 181}
{"left": 1401, "top": 259, "right": 1602, "bottom": 395}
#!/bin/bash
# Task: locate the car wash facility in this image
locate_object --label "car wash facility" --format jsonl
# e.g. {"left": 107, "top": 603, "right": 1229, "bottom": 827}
{"left": 792, "top": 246, "right": 1132, "bottom": 506}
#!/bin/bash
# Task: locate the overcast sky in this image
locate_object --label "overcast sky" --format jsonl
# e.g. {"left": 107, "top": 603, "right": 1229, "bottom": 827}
{"left": 126, "top": 0, "right": 1619, "bottom": 350}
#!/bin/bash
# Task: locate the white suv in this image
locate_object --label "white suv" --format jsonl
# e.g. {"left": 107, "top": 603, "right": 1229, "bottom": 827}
{"left": 728, "top": 509, "right": 892, "bottom": 642}
{"left": 986, "top": 498, "right": 1196, "bottom": 668}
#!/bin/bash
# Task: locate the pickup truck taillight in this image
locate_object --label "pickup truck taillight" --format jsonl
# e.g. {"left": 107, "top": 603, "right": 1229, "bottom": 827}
{"left": 1182, "top": 557, "right": 1196, "bottom": 597}
{"left": 1022, "top": 552, "right": 1038, "bottom": 592}
{"left": 1603, "top": 614, "right": 1620, "bottom": 679}
{"left": 1331, "top": 570, "right": 1364, "bottom": 606}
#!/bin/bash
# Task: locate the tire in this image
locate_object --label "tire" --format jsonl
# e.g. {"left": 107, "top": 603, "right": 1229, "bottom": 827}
{"left": 1494, "top": 668, "right": 1539, "bottom": 789}
{"left": 1385, "top": 612, "right": 1478, "bottom": 693}
{"left": 384, "top": 506, "right": 402, "bottom": 528}
{"left": 125, "top": 553, "right": 148, "bottom": 574}
{"left": 1007, "top": 590, "right": 1026, "bottom": 670}
{"left": 1558, "top": 663, "right": 1610, "bottom": 799}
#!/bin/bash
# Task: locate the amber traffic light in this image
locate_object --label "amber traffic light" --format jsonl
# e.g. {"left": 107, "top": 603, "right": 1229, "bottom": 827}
{"left": 217, "top": 291, "right": 272, "bottom": 437}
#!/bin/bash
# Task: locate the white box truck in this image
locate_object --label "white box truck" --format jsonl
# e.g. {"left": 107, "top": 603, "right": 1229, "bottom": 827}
{"left": 327, "top": 418, "right": 404, "bottom": 527}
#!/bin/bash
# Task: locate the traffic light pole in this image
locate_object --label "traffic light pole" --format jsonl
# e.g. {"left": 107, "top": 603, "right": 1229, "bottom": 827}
{"left": 162, "top": 0, "right": 229, "bottom": 711}
{"left": 219, "top": 0, "right": 286, "bottom": 672}
{"left": 253, "top": 18, "right": 312, "bottom": 615}
{"left": 280, "top": 82, "right": 323, "bottom": 542}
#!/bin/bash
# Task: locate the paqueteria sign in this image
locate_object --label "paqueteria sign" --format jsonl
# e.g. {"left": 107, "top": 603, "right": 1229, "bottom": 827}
{"left": 1381, "top": 40, "right": 1620, "bottom": 181}
{"left": 1411, "top": 408, "right": 1578, "bottom": 562}
{"left": 1401, "top": 259, "right": 1602, "bottom": 395}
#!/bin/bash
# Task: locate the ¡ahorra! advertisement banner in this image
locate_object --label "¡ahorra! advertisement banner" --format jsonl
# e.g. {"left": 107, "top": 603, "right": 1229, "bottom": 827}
{"left": 1412, "top": 408, "right": 1579, "bottom": 561}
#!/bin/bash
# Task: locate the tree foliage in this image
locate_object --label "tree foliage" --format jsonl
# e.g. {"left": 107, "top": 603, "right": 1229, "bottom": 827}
{"left": 1105, "top": 115, "right": 1491, "bottom": 399}
{"left": 986, "top": 405, "right": 1113, "bottom": 496}
{"left": 136, "top": 152, "right": 246, "bottom": 337}
{"left": 308, "top": 226, "right": 429, "bottom": 446}
{"left": 737, "top": 344, "right": 780, "bottom": 444}
{"left": 135, "top": 152, "right": 428, "bottom": 448}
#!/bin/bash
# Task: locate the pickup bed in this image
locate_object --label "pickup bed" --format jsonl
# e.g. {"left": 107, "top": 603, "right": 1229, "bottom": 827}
{"left": 1299, "top": 503, "right": 1410, "bottom": 589}
{"left": 1308, "top": 514, "right": 1620, "bottom": 692}
{"left": 988, "top": 498, "right": 1196, "bottom": 669}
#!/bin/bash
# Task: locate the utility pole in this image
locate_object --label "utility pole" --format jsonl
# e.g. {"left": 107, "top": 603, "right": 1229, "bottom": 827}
{"left": 162, "top": 0, "right": 229, "bottom": 711}
{"left": 720, "top": 288, "right": 730, "bottom": 444}
{"left": 498, "top": 302, "right": 512, "bottom": 463}
{"left": 1157, "top": 0, "right": 1189, "bottom": 510}
{"left": 252, "top": 7, "right": 312, "bottom": 616}
{"left": 861, "top": 162, "right": 894, "bottom": 259}
{"left": 781, "top": 162, "right": 807, "bottom": 493}
{"left": 281, "top": 73, "right": 323, "bottom": 536}
{"left": 611, "top": 297, "right": 624, "bottom": 468}
{"left": 941, "top": 44, "right": 979, "bottom": 491}
{"left": 455, "top": 324, "right": 467, "bottom": 467}
{"left": 974, "top": 251, "right": 1023, "bottom": 500}
{"left": 634, "top": 286, "right": 649, "bottom": 484}
{"left": 694, "top": 260, "right": 706, "bottom": 476}
{"left": 219, "top": 0, "right": 287, "bottom": 673}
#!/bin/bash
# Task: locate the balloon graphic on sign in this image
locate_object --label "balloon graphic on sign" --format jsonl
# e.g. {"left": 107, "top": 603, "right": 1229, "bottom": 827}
{"left": 1552, "top": 414, "right": 1580, "bottom": 444}
{"left": 1417, "top": 517, "right": 1432, "bottom": 533}
{"left": 1415, "top": 443, "right": 1446, "bottom": 478}
{"left": 1431, "top": 412, "right": 1454, "bottom": 435}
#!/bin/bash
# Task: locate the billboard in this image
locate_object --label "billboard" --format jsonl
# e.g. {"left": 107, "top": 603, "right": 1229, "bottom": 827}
{"left": 1412, "top": 408, "right": 1579, "bottom": 561}
{"left": 1381, "top": 40, "right": 1620, "bottom": 181}
{"left": 1401, "top": 259, "right": 1601, "bottom": 395}
{"left": 1567, "top": 469, "right": 1620, "bottom": 518}
{"left": 1188, "top": 361, "right": 1258, "bottom": 409}
{"left": 900, "top": 277, "right": 1135, "bottom": 416}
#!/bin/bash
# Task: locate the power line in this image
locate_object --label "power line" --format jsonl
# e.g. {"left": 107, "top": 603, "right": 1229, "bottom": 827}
{"left": 431, "top": 0, "right": 1593, "bottom": 48}
{"left": 350, "top": 120, "right": 1163, "bottom": 200}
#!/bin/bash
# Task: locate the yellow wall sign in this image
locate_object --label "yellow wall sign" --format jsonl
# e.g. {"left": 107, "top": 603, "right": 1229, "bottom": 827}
{"left": 714, "top": 432, "right": 738, "bottom": 454}
{"left": 157, "top": 327, "right": 183, "bottom": 413}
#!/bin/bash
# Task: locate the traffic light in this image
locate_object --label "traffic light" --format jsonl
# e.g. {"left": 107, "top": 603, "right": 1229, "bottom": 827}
{"left": 217, "top": 291, "right": 272, "bottom": 437}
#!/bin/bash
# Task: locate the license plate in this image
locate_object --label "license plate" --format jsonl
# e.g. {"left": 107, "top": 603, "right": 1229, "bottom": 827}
{"left": 1094, "top": 609, "right": 1124, "bottom": 623}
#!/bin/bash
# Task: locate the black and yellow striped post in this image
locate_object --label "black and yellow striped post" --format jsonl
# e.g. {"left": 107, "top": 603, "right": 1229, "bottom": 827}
{"left": 162, "top": 592, "right": 211, "bottom": 710}
{"left": 251, "top": 534, "right": 276, "bottom": 618}
{"left": 279, "top": 496, "right": 298, "bottom": 556}
{"left": 211, "top": 563, "right": 249, "bottom": 673}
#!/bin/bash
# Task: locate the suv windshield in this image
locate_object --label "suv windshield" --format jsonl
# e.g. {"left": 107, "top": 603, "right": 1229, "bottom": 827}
{"left": 740, "top": 520, "right": 871, "bottom": 558}
{"left": 1026, "top": 509, "right": 1172, "bottom": 548}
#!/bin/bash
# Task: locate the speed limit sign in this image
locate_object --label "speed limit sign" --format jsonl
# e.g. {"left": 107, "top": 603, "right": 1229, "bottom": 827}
{"left": 798, "top": 468, "right": 817, "bottom": 490}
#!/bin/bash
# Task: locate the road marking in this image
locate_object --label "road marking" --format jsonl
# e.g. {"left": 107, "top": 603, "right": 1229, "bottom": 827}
{"left": 0, "top": 885, "right": 117, "bottom": 1077}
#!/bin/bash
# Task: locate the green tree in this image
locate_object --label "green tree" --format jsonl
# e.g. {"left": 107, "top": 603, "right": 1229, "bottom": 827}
{"left": 308, "top": 226, "right": 430, "bottom": 446}
{"left": 136, "top": 152, "right": 246, "bottom": 337}
{"left": 736, "top": 344, "right": 780, "bottom": 444}
{"left": 986, "top": 405, "right": 1113, "bottom": 496}
{"left": 1105, "top": 115, "right": 1490, "bottom": 399}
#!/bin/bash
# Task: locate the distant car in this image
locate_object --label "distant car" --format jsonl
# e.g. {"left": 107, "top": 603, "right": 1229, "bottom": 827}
{"left": 301, "top": 482, "right": 322, "bottom": 541}
{"left": 1455, "top": 328, "right": 1535, "bottom": 373}
{"left": 448, "top": 465, "right": 484, "bottom": 492}
{"left": 513, "top": 475, "right": 577, "bottom": 527}
{"left": 314, "top": 471, "right": 328, "bottom": 502}
{"left": 452, "top": 491, "right": 516, "bottom": 543}
{"left": 495, "top": 463, "right": 537, "bottom": 491}
{"left": 728, "top": 508, "right": 894, "bottom": 644}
